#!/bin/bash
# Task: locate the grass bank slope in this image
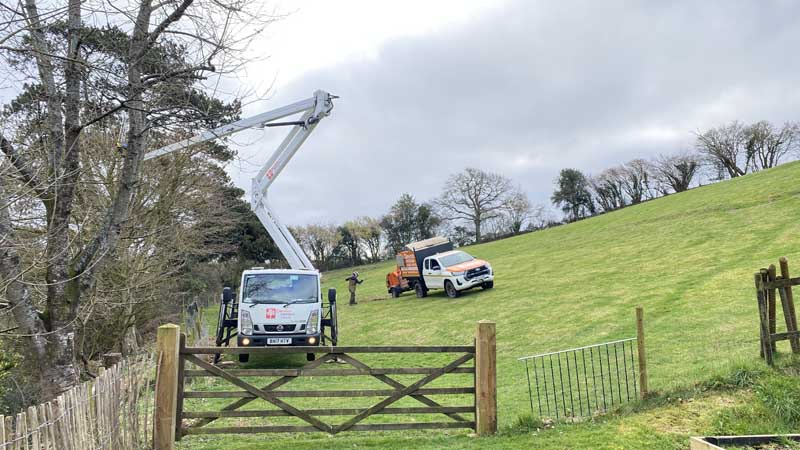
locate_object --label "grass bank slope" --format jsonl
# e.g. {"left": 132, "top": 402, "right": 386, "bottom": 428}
{"left": 184, "top": 161, "right": 800, "bottom": 449}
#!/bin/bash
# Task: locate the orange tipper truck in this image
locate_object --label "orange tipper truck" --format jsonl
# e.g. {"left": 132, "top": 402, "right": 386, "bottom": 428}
{"left": 386, "top": 237, "right": 494, "bottom": 298}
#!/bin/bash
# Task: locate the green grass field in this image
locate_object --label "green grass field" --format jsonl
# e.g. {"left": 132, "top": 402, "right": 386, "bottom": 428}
{"left": 181, "top": 161, "right": 800, "bottom": 449}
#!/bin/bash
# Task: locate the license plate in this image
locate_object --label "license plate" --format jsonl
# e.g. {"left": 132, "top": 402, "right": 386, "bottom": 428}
{"left": 267, "top": 338, "right": 291, "bottom": 345}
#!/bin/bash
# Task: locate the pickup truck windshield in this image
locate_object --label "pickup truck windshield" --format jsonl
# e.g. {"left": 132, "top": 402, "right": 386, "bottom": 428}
{"left": 439, "top": 252, "right": 474, "bottom": 267}
{"left": 243, "top": 274, "right": 318, "bottom": 304}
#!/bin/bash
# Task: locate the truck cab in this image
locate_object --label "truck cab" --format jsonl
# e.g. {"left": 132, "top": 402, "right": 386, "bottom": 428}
{"left": 236, "top": 268, "right": 324, "bottom": 362}
{"left": 422, "top": 250, "right": 494, "bottom": 298}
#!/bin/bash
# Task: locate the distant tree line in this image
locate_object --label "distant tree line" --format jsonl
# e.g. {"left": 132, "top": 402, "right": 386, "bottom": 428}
{"left": 291, "top": 168, "right": 549, "bottom": 270}
{"left": 552, "top": 120, "right": 800, "bottom": 222}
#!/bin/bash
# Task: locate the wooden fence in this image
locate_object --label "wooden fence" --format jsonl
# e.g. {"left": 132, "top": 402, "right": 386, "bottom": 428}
{"left": 0, "top": 353, "right": 155, "bottom": 450}
{"left": 153, "top": 321, "right": 497, "bottom": 449}
{"left": 755, "top": 257, "right": 800, "bottom": 365}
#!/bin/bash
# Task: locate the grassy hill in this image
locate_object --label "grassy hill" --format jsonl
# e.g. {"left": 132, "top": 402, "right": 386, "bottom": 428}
{"left": 183, "top": 161, "right": 800, "bottom": 449}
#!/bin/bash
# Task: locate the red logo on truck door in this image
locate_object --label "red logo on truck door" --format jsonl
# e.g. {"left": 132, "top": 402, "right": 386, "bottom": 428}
{"left": 266, "top": 308, "right": 277, "bottom": 319}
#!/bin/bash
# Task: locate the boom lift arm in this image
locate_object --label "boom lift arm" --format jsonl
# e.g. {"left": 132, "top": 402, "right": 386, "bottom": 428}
{"left": 143, "top": 90, "right": 335, "bottom": 270}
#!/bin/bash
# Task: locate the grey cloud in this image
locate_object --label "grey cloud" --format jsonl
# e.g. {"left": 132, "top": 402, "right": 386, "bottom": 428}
{"left": 230, "top": 0, "right": 800, "bottom": 225}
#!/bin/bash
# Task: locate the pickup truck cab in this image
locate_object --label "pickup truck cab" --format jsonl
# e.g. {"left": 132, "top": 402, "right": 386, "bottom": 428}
{"left": 421, "top": 250, "right": 494, "bottom": 298}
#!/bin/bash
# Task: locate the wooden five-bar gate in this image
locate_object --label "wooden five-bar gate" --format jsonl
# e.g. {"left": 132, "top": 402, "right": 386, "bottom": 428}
{"left": 152, "top": 321, "right": 497, "bottom": 450}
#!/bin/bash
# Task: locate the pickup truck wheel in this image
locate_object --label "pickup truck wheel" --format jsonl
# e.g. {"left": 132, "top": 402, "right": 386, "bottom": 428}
{"left": 445, "top": 281, "right": 460, "bottom": 298}
{"left": 306, "top": 353, "right": 316, "bottom": 362}
{"left": 482, "top": 281, "right": 494, "bottom": 289}
{"left": 238, "top": 353, "right": 250, "bottom": 363}
{"left": 415, "top": 284, "right": 428, "bottom": 298}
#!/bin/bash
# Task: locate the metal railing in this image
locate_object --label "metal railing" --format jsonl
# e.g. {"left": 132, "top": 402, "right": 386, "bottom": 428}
{"left": 518, "top": 338, "right": 639, "bottom": 420}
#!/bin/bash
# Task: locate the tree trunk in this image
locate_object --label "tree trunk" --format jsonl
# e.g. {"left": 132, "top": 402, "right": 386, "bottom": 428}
{"left": 0, "top": 171, "right": 80, "bottom": 399}
{"left": 474, "top": 217, "right": 482, "bottom": 243}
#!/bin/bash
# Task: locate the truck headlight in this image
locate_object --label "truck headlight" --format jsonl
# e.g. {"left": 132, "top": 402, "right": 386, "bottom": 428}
{"left": 306, "top": 309, "right": 320, "bottom": 335}
{"left": 450, "top": 271, "right": 465, "bottom": 277}
{"left": 240, "top": 310, "right": 253, "bottom": 336}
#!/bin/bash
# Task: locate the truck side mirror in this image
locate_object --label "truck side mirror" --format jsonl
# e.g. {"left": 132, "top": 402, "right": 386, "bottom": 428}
{"left": 328, "top": 288, "right": 337, "bottom": 303}
{"left": 222, "top": 287, "right": 233, "bottom": 304}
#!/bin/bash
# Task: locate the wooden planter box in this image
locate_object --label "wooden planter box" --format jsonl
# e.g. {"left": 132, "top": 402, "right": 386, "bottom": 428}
{"left": 691, "top": 435, "right": 800, "bottom": 449}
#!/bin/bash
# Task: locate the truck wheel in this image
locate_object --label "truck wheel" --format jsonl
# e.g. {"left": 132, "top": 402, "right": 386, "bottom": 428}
{"left": 415, "top": 284, "right": 428, "bottom": 298}
{"left": 307, "top": 353, "right": 316, "bottom": 362}
{"left": 445, "top": 281, "right": 460, "bottom": 298}
{"left": 482, "top": 281, "right": 494, "bottom": 289}
{"left": 238, "top": 353, "right": 250, "bottom": 363}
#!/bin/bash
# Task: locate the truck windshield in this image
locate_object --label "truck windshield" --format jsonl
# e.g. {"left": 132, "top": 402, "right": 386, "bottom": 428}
{"left": 439, "top": 251, "right": 474, "bottom": 267}
{"left": 242, "top": 274, "right": 319, "bottom": 304}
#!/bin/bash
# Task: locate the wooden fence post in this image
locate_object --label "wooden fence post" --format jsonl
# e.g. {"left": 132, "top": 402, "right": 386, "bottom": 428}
{"left": 636, "top": 307, "right": 649, "bottom": 399}
{"left": 175, "top": 333, "right": 186, "bottom": 442}
{"left": 154, "top": 324, "right": 180, "bottom": 450}
{"left": 755, "top": 273, "right": 773, "bottom": 365}
{"left": 475, "top": 320, "right": 496, "bottom": 436}
{"left": 779, "top": 257, "right": 800, "bottom": 353}
{"left": 768, "top": 265, "right": 777, "bottom": 352}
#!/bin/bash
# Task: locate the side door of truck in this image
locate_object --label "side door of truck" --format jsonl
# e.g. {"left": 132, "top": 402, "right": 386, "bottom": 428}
{"left": 423, "top": 258, "right": 444, "bottom": 289}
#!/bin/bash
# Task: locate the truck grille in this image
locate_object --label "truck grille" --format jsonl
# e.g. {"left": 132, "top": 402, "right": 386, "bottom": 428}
{"left": 256, "top": 324, "right": 298, "bottom": 333}
{"left": 465, "top": 265, "right": 490, "bottom": 280}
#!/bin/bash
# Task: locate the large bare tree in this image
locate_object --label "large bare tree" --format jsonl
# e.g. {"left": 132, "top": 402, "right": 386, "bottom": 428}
{"left": 652, "top": 151, "right": 700, "bottom": 194}
{"left": 695, "top": 121, "right": 749, "bottom": 179}
{"left": 744, "top": 121, "right": 800, "bottom": 171}
{"left": 620, "top": 159, "right": 653, "bottom": 205}
{"left": 435, "top": 168, "right": 512, "bottom": 243}
{"left": 591, "top": 167, "right": 627, "bottom": 212}
{"left": 0, "top": 0, "right": 265, "bottom": 398}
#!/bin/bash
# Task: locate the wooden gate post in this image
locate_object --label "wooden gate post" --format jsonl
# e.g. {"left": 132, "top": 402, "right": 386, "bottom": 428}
{"left": 636, "top": 307, "right": 649, "bottom": 399}
{"left": 779, "top": 257, "right": 800, "bottom": 353}
{"left": 756, "top": 273, "right": 774, "bottom": 365}
{"left": 154, "top": 324, "right": 180, "bottom": 450}
{"left": 475, "top": 320, "right": 496, "bottom": 436}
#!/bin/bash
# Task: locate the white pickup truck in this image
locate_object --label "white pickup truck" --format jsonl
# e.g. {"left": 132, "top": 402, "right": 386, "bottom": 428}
{"left": 387, "top": 237, "right": 494, "bottom": 298}
{"left": 421, "top": 250, "right": 494, "bottom": 298}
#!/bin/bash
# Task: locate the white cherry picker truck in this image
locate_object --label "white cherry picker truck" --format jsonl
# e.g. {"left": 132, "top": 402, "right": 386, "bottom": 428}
{"left": 144, "top": 90, "right": 339, "bottom": 363}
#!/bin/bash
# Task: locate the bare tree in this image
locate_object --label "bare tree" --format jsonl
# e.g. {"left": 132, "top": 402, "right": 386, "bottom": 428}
{"left": 695, "top": 121, "right": 749, "bottom": 179}
{"left": 502, "top": 188, "right": 532, "bottom": 234}
{"left": 435, "top": 168, "right": 513, "bottom": 243}
{"left": 619, "top": 159, "right": 653, "bottom": 204}
{"left": 652, "top": 151, "right": 700, "bottom": 194}
{"left": 295, "top": 224, "right": 341, "bottom": 271}
{"left": 526, "top": 204, "right": 551, "bottom": 231}
{"left": 591, "top": 167, "right": 627, "bottom": 212}
{"left": 0, "top": 0, "right": 267, "bottom": 398}
{"left": 744, "top": 121, "right": 800, "bottom": 171}
{"left": 356, "top": 217, "right": 383, "bottom": 263}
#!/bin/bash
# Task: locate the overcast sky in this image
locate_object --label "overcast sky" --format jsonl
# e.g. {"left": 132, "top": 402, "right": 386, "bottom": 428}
{"left": 223, "top": 0, "right": 800, "bottom": 225}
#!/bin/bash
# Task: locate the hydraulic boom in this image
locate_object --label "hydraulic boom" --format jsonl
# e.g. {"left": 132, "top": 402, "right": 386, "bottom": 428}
{"left": 144, "top": 90, "right": 335, "bottom": 270}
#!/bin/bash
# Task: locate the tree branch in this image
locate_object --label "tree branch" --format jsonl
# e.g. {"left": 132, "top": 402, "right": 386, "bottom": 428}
{"left": 0, "top": 135, "right": 49, "bottom": 201}
{"left": 146, "top": 0, "right": 194, "bottom": 49}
